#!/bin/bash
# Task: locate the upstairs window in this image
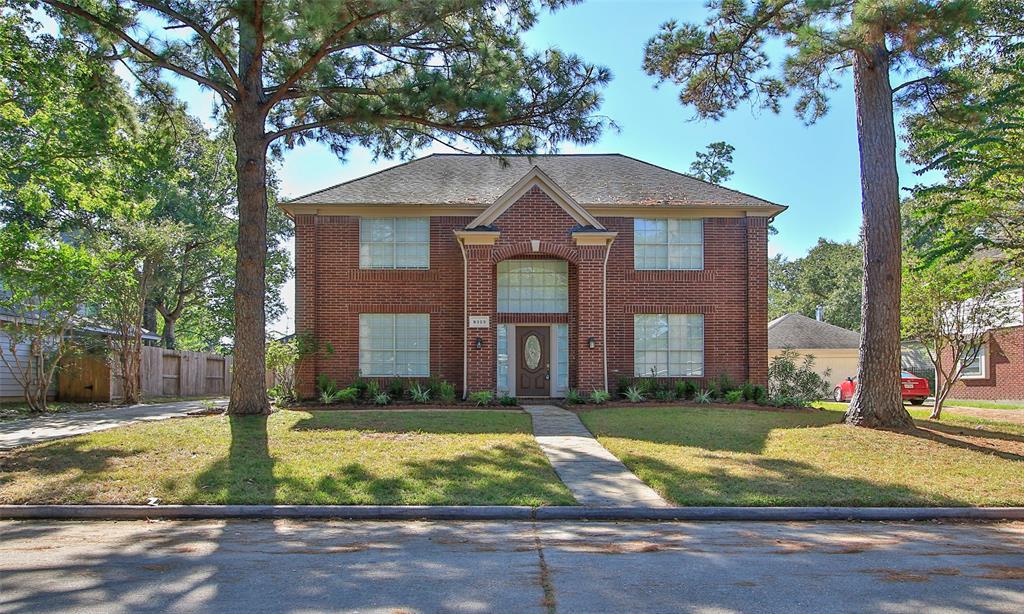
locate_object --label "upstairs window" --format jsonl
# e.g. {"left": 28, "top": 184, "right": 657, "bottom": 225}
{"left": 359, "top": 218, "right": 429, "bottom": 269}
{"left": 359, "top": 314, "right": 430, "bottom": 377}
{"left": 497, "top": 260, "right": 568, "bottom": 313}
{"left": 634, "top": 219, "right": 703, "bottom": 270}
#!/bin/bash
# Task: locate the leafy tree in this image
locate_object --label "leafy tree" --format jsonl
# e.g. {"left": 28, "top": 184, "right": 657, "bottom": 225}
{"left": 98, "top": 217, "right": 188, "bottom": 404}
{"left": 0, "top": 235, "right": 101, "bottom": 411}
{"left": 0, "top": 9, "right": 134, "bottom": 230}
{"left": 43, "top": 0, "right": 612, "bottom": 415}
{"left": 689, "top": 141, "right": 735, "bottom": 184}
{"left": 768, "top": 239, "right": 863, "bottom": 330}
{"left": 643, "top": 0, "right": 976, "bottom": 429}
{"left": 903, "top": 39, "right": 1024, "bottom": 267}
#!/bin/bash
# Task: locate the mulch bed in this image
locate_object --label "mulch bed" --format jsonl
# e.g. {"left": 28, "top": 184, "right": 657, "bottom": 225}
{"left": 561, "top": 400, "right": 819, "bottom": 413}
{"left": 279, "top": 402, "right": 523, "bottom": 412}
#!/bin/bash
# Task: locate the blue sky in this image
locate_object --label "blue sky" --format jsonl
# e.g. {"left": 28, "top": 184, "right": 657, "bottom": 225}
{"left": 163, "top": 1, "right": 933, "bottom": 334}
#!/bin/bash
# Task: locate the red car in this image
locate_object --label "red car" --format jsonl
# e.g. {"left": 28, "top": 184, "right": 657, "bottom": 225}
{"left": 832, "top": 371, "right": 930, "bottom": 405}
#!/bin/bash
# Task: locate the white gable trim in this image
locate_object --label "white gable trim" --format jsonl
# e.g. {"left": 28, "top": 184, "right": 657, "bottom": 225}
{"left": 467, "top": 166, "right": 605, "bottom": 230}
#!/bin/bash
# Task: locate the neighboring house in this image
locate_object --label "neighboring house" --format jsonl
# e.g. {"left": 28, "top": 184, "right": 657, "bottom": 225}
{"left": 0, "top": 306, "right": 161, "bottom": 402}
{"left": 944, "top": 286, "right": 1024, "bottom": 401}
{"left": 282, "top": 154, "right": 785, "bottom": 398}
{"left": 767, "top": 312, "right": 860, "bottom": 389}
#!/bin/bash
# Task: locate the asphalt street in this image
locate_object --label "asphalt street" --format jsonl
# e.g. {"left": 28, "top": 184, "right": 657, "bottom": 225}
{"left": 1, "top": 519, "right": 1022, "bottom": 613}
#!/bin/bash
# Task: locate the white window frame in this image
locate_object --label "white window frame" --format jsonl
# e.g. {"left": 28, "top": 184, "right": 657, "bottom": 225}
{"left": 359, "top": 217, "right": 430, "bottom": 270}
{"left": 633, "top": 314, "right": 704, "bottom": 377}
{"left": 634, "top": 218, "right": 704, "bottom": 271}
{"left": 960, "top": 343, "right": 988, "bottom": 379}
{"left": 358, "top": 314, "right": 430, "bottom": 377}
{"left": 496, "top": 260, "right": 569, "bottom": 314}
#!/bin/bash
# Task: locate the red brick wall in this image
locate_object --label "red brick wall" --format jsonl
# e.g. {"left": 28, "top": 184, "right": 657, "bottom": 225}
{"left": 292, "top": 185, "right": 770, "bottom": 396}
{"left": 945, "top": 326, "right": 1024, "bottom": 400}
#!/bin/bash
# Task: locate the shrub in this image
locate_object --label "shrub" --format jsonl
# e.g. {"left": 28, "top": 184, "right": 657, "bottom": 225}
{"left": 319, "top": 388, "right": 341, "bottom": 405}
{"left": 469, "top": 390, "right": 494, "bottom": 406}
{"left": 268, "top": 384, "right": 293, "bottom": 406}
{"left": 589, "top": 390, "right": 611, "bottom": 404}
{"left": 316, "top": 373, "right": 338, "bottom": 396}
{"left": 616, "top": 376, "right": 633, "bottom": 397}
{"left": 434, "top": 380, "right": 457, "bottom": 404}
{"left": 717, "top": 373, "right": 736, "bottom": 394}
{"left": 498, "top": 394, "right": 518, "bottom": 406}
{"left": 335, "top": 387, "right": 359, "bottom": 403}
{"left": 636, "top": 377, "right": 658, "bottom": 396}
{"left": 654, "top": 389, "right": 675, "bottom": 402}
{"left": 623, "top": 386, "right": 646, "bottom": 402}
{"left": 767, "top": 349, "right": 832, "bottom": 406}
{"left": 695, "top": 389, "right": 713, "bottom": 404}
{"left": 675, "top": 379, "right": 697, "bottom": 400}
{"left": 387, "top": 378, "right": 407, "bottom": 399}
{"left": 724, "top": 390, "right": 744, "bottom": 404}
{"left": 365, "top": 380, "right": 381, "bottom": 399}
{"left": 351, "top": 377, "right": 369, "bottom": 399}
{"left": 409, "top": 382, "right": 431, "bottom": 404}
{"left": 751, "top": 384, "right": 767, "bottom": 404}
{"left": 564, "top": 389, "right": 585, "bottom": 404}
{"left": 372, "top": 391, "right": 391, "bottom": 406}
{"left": 741, "top": 382, "right": 756, "bottom": 401}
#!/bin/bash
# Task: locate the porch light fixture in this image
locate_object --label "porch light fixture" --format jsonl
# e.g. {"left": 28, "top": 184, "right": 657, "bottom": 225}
{"left": 474, "top": 336, "right": 484, "bottom": 349}
{"left": 587, "top": 336, "right": 596, "bottom": 349}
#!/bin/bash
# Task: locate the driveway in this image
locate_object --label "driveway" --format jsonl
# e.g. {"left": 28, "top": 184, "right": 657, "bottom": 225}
{"left": 0, "top": 399, "right": 227, "bottom": 450}
{"left": 1, "top": 519, "right": 1021, "bottom": 613}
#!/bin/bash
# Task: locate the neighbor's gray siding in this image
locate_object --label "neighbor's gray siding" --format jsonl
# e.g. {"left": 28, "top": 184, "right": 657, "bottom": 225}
{"left": 0, "top": 331, "right": 57, "bottom": 401}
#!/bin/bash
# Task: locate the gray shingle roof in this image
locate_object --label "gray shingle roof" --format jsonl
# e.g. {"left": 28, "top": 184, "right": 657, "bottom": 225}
{"left": 287, "top": 153, "right": 783, "bottom": 209}
{"left": 767, "top": 313, "right": 861, "bottom": 349}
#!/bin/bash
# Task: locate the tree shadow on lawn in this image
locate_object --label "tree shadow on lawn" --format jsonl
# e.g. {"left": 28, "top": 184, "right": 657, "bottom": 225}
{"left": 623, "top": 453, "right": 970, "bottom": 507}
{"left": 904, "top": 421, "right": 1024, "bottom": 462}
{"left": 193, "top": 415, "right": 276, "bottom": 504}
{"left": 581, "top": 406, "right": 842, "bottom": 454}
{"left": 289, "top": 409, "right": 529, "bottom": 435}
{"left": 194, "top": 413, "right": 570, "bottom": 505}
{"left": 0, "top": 440, "right": 146, "bottom": 503}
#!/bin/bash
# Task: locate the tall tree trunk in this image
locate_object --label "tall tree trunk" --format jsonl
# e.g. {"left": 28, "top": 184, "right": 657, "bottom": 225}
{"left": 227, "top": 9, "right": 270, "bottom": 416}
{"left": 844, "top": 43, "right": 914, "bottom": 430}
{"left": 162, "top": 316, "right": 177, "bottom": 350}
{"left": 143, "top": 299, "right": 158, "bottom": 336}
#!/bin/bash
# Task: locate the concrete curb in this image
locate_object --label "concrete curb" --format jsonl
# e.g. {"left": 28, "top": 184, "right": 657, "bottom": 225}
{"left": 2, "top": 505, "right": 1024, "bottom": 522}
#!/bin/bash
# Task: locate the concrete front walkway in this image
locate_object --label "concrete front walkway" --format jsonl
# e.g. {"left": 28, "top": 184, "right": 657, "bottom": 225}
{"left": 0, "top": 399, "right": 227, "bottom": 450}
{"left": 524, "top": 405, "right": 668, "bottom": 507}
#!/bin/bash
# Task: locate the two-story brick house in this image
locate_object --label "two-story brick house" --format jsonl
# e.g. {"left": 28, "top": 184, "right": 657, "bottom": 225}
{"left": 283, "top": 154, "right": 785, "bottom": 398}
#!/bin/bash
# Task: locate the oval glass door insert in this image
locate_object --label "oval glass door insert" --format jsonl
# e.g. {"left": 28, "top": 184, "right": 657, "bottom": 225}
{"left": 524, "top": 334, "right": 541, "bottom": 369}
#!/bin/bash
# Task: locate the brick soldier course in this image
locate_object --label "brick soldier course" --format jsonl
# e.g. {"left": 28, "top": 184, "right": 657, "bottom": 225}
{"left": 284, "top": 154, "right": 785, "bottom": 398}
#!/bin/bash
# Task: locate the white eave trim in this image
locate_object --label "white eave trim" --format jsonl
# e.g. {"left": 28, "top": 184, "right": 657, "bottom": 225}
{"left": 466, "top": 166, "right": 606, "bottom": 230}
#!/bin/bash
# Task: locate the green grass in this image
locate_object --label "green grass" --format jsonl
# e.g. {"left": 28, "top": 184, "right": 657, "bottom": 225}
{"left": 579, "top": 405, "right": 1024, "bottom": 507}
{"left": 947, "top": 399, "right": 1024, "bottom": 411}
{"left": 0, "top": 410, "right": 575, "bottom": 506}
{"left": 814, "top": 401, "right": 1024, "bottom": 434}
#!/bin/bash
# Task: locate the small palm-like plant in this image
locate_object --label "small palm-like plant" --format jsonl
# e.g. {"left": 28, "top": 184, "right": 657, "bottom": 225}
{"left": 319, "top": 389, "right": 341, "bottom": 405}
{"left": 564, "top": 389, "right": 585, "bottom": 404}
{"left": 409, "top": 382, "right": 431, "bottom": 404}
{"left": 695, "top": 389, "right": 713, "bottom": 404}
{"left": 623, "top": 386, "right": 646, "bottom": 402}
{"left": 469, "top": 390, "right": 494, "bottom": 406}
{"left": 589, "top": 390, "right": 611, "bottom": 404}
{"left": 373, "top": 391, "right": 391, "bottom": 406}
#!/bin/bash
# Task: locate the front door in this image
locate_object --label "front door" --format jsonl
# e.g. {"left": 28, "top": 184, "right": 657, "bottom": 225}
{"left": 516, "top": 326, "right": 550, "bottom": 397}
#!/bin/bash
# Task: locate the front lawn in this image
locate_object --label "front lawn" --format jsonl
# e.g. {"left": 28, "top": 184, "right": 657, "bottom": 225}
{"left": 948, "top": 399, "right": 1024, "bottom": 411}
{"left": 579, "top": 406, "right": 1024, "bottom": 507}
{"left": 0, "top": 410, "right": 575, "bottom": 506}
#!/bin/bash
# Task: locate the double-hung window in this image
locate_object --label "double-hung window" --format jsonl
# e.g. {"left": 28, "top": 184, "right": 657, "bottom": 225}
{"left": 634, "top": 219, "right": 703, "bottom": 270}
{"left": 634, "top": 314, "right": 704, "bottom": 377}
{"left": 359, "top": 314, "right": 429, "bottom": 377}
{"left": 359, "top": 218, "right": 429, "bottom": 269}
{"left": 960, "top": 343, "right": 988, "bottom": 379}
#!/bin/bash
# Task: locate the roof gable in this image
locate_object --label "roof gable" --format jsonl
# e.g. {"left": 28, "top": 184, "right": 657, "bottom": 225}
{"left": 767, "top": 313, "right": 861, "bottom": 349}
{"left": 467, "top": 166, "right": 605, "bottom": 230}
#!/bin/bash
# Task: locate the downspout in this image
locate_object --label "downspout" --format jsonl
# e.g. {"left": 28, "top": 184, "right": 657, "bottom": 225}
{"left": 457, "top": 235, "right": 469, "bottom": 400}
{"left": 602, "top": 236, "right": 615, "bottom": 392}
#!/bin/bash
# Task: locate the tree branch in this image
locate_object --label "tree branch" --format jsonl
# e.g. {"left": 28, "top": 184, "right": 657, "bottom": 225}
{"left": 41, "top": 0, "right": 238, "bottom": 103}
{"left": 129, "top": 0, "right": 241, "bottom": 89}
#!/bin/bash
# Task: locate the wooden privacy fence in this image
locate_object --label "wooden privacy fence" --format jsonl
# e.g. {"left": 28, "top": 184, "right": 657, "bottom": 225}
{"left": 59, "top": 347, "right": 232, "bottom": 402}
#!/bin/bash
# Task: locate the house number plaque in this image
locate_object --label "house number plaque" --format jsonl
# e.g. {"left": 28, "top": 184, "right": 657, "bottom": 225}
{"left": 468, "top": 316, "right": 490, "bottom": 328}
